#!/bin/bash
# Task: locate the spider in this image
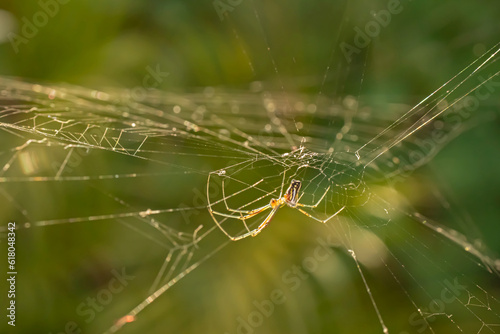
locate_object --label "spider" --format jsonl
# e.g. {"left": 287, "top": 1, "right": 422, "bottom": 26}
{"left": 208, "top": 177, "right": 345, "bottom": 241}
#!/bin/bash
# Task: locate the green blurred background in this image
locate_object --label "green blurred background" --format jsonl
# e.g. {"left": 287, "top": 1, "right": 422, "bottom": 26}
{"left": 0, "top": 0, "right": 499, "bottom": 333}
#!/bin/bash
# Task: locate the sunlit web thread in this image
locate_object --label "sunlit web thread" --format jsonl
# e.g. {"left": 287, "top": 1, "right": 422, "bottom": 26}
{"left": 354, "top": 42, "right": 500, "bottom": 167}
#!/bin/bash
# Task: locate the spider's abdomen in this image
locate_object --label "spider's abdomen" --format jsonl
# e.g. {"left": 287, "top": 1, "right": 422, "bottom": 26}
{"left": 284, "top": 180, "right": 301, "bottom": 207}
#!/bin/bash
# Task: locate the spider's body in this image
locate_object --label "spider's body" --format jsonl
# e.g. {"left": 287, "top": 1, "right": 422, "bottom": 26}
{"left": 208, "top": 175, "right": 345, "bottom": 241}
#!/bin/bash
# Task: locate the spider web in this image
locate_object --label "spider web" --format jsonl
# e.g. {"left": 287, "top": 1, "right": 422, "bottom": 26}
{"left": 1, "top": 1, "right": 500, "bottom": 334}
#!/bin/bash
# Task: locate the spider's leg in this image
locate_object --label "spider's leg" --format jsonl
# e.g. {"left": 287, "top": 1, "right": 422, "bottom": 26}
{"left": 296, "top": 185, "right": 331, "bottom": 208}
{"left": 208, "top": 203, "right": 271, "bottom": 221}
{"left": 221, "top": 178, "right": 270, "bottom": 214}
{"left": 251, "top": 205, "right": 280, "bottom": 237}
{"left": 230, "top": 230, "right": 258, "bottom": 241}
{"left": 278, "top": 170, "right": 288, "bottom": 198}
{"left": 225, "top": 206, "right": 278, "bottom": 241}
{"left": 296, "top": 205, "right": 345, "bottom": 223}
